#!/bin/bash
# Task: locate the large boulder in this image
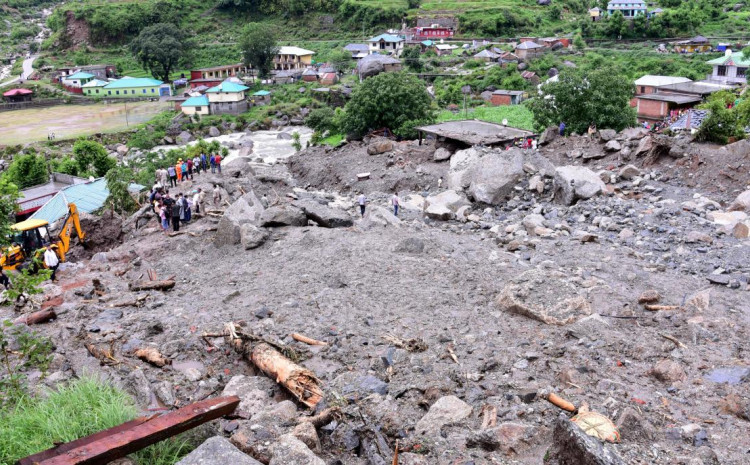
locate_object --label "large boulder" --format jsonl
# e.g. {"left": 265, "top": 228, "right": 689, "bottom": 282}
{"left": 603, "top": 140, "right": 621, "bottom": 152}
{"left": 496, "top": 268, "right": 592, "bottom": 325}
{"left": 260, "top": 206, "right": 308, "bottom": 227}
{"left": 621, "top": 127, "right": 649, "bottom": 141}
{"left": 729, "top": 190, "right": 750, "bottom": 212}
{"left": 215, "top": 191, "right": 265, "bottom": 247}
{"left": 360, "top": 205, "right": 401, "bottom": 229}
{"left": 467, "top": 149, "right": 525, "bottom": 205}
{"left": 553, "top": 166, "right": 606, "bottom": 206}
{"left": 447, "top": 147, "right": 481, "bottom": 190}
{"left": 545, "top": 414, "right": 624, "bottom": 465}
{"left": 415, "top": 396, "right": 472, "bottom": 436}
{"left": 224, "top": 157, "right": 254, "bottom": 177}
{"left": 539, "top": 126, "right": 558, "bottom": 145}
{"left": 177, "top": 131, "right": 194, "bottom": 145}
{"left": 424, "top": 190, "right": 470, "bottom": 221}
{"left": 293, "top": 199, "right": 353, "bottom": 228}
{"left": 358, "top": 59, "right": 385, "bottom": 79}
{"left": 598, "top": 129, "right": 617, "bottom": 142}
{"left": 241, "top": 224, "right": 269, "bottom": 250}
{"left": 208, "top": 126, "right": 221, "bottom": 137}
{"left": 433, "top": 147, "right": 452, "bottom": 161}
{"left": 366, "top": 138, "right": 394, "bottom": 155}
{"left": 176, "top": 437, "right": 263, "bottom": 465}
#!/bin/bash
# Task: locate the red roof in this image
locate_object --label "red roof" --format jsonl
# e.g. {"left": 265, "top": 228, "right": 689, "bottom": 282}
{"left": 3, "top": 88, "right": 33, "bottom": 97}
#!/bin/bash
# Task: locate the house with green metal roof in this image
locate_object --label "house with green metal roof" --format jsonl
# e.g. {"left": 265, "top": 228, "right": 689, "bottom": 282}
{"left": 368, "top": 33, "right": 404, "bottom": 56}
{"left": 707, "top": 51, "right": 748, "bottom": 85}
{"left": 251, "top": 90, "right": 271, "bottom": 106}
{"left": 82, "top": 79, "right": 109, "bottom": 97}
{"left": 206, "top": 80, "right": 249, "bottom": 114}
{"left": 61, "top": 72, "right": 95, "bottom": 93}
{"left": 181, "top": 95, "right": 210, "bottom": 116}
{"left": 102, "top": 77, "right": 172, "bottom": 98}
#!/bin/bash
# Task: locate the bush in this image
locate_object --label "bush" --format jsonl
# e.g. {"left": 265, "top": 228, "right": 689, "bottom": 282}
{"left": 0, "top": 376, "right": 193, "bottom": 464}
{"left": 305, "top": 107, "right": 337, "bottom": 133}
{"left": 2, "top": 153, "right": 48, "bottom": 189}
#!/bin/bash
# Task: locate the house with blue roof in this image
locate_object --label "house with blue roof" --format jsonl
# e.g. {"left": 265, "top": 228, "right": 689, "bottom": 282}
{"left": 607, "top": 0, "right": 646, "bottom": 17}
{"left": 206, "top": 80, "right": 250, "bottom": 115}
{"left": 180, "top": 95, "right": 210, "bottom": 116}
{"left": 102, "top": 77, "right": 172, "bottom": 98}
{"left": 368, "top": 33, "right": 404, "bottom": 56}
{"left": 61, "top": 71, "right": 95, "bottom": 93}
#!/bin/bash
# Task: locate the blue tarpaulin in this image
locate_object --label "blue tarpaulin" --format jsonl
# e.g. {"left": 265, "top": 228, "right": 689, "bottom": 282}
{"left": 30, "top": 178, "right": 145, "bottom": 225}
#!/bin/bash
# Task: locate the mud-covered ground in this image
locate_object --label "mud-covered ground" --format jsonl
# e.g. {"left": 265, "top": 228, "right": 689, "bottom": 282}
{"left": 4, "top": 131, "right": 750, "bottom": 465}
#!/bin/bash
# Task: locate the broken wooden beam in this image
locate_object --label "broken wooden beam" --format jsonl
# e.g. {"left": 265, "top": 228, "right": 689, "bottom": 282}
{"left": 128, "top": 280, "right": 175, "bottom": 292}
{"left": 251, "top": 343, "right": 323, "bottom": 409}
{"left": 291, "top": 333, "right": 328, "bottom": 346}
{"left": 14, "top": 309, "right": 57, "bottom": 326}
{"left": 20, "top": 396, "right": 240, "bottom": 465}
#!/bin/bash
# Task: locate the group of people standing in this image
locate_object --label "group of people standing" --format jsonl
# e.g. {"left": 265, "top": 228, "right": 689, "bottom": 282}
{"left": 357, "top": 192, "right": 401, "bottom": 217}
{"left": 149, "top": 184, "right": 223, "bottom": 235}
{"left": 154, "top": 152, "right": 223, "bottom": 188}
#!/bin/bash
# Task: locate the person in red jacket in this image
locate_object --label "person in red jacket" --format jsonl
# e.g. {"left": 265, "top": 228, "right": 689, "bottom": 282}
{"left": 186, "top": 158, "right": 194, "bottom": 180}
{"left": 214, "top": 153, "right": 222, "bottom": 174}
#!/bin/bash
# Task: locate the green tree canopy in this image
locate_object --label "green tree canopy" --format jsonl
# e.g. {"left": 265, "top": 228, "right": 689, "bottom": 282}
{"left": 239, "top": 23, "right": 280, "bottom": 80}
{"left": 72, "top": 140, "right": 117, "bottom": 177}
{"left": 527, "top": 66, "right": 637, "bottom": 134}
{"left": 0, "top": 179, "right": 19, "bottom": 247}
{"left": 401, "top": 46, "right": 424, "bottom": 72}
{"left": 129, "top": 23, "right": 193, "bottom": 82}
{"left": 3, "top": 153, "right": 48, "bottom": 189}
{"left": 105, "top": 166, "right": 137, "bottom": 214}
{"left": 342, "top": 72, "right": 435, "bottom": 139}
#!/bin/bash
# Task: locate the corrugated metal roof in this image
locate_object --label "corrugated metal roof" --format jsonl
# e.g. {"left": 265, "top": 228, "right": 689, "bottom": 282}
{"left": 206, "top": 81, "right": 249, "bottom": 93}
{"left": 253, "top": 90, "right": 271, "bottom": 96}
{"left": 30, "top": 178, "right": 144, "bottom": 224}
{"left": 104, "top": 78, "right": 164, "bottom": 89}
{"left": 66, "top": 71, "right": 95, "bottom": 80}
{"left": 368, "top": 34, "right": 403, "bottom": 43}
{"left": 182, "top": 95, "right": 209, "bottom": 107}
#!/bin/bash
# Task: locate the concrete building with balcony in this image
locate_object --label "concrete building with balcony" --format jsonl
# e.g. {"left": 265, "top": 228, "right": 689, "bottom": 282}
{"left": 274, "top": 46, "right": 315, "bottom": 71}
{"left": 607, "top": 0, "right": 646, "bottom": 17}
{"left": 368, "top": 34, "right": 404, "bottom": 56}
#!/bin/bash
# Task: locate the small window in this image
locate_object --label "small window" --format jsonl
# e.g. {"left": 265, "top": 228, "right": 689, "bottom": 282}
{"left": 96, "top": 89, "right": 99, "bottom": 94}
{"left": 151, "top": 89, "right": 155, "bottom": 93}
{"left": 142, "top": 89, "right": 146, "bottom": 93}
{"left": 196, "top": 106, "right": 202, "bottom": 111}
{"left": 737, "top": 67, "right": 747, "bottom": 77}
{"left": 640, "top": 86, "right": 646, "bottom": 93}
{"left": 717, "top": 66, "right": 727, "bottom": 77}
{"left": 116, "top": 90, "right": 120, "bottom": 95}
{"left": 108, "top": 90, "right": 112, "bottom": 95}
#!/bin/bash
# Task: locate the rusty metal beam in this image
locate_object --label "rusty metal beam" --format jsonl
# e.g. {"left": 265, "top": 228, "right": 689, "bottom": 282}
{"left": 18, "top": 396, "right": 239, "bottom": 465}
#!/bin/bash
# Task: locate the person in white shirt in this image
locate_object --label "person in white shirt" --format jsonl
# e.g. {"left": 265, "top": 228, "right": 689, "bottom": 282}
{"left": 192, "top": 188, "right": 202, "bottom": 214}
{"left": 391, "top": 192, "right": 400, "bottom": 216}
{"left": 357, "top": 193, "right": 367, "bottom": 217}
{"left": 44, "top": 245, "right": 59, "bottom": 281}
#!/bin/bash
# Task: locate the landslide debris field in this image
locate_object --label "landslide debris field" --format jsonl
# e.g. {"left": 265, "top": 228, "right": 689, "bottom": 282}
{"left": 5, "top": 128, "right": 750, "bottom": 465}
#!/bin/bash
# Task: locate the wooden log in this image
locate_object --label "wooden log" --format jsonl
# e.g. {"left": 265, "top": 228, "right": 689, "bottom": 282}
{"left": 251, "top": 343, "right": 323, "bottom": 408}
{"left": 134, "top": 347, "right": 171, "bottom": 367}
{"left": 14, "top": 309, "right": 57, "bottom": 325}
{"left": 546, "top": 392, "right": 577, "bottom": 413}
{"left": 291, "top": 333, "right": 328, "bottom": 346}
{"left": 644, "top": 304, "right": 681, "bottom": 311}
{"left": 128, "top": 280, "right": 175, "bottom": 292}
{"left": 23, "top": 396, "right": 239, "bottom": 465}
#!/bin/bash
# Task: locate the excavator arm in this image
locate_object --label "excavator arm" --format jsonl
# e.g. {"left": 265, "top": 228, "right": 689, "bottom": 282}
{"left": 54, "top": 203, "right": 85, "bottom": 262}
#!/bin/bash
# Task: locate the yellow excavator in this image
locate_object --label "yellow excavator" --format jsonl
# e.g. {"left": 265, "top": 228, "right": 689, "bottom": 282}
{"left": 0, "top": 203, "right": 86, "bottom": 271}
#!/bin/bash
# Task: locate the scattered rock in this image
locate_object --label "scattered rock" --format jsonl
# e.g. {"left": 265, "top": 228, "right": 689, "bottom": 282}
{"left": 208, "top": 126, "right": 221, "bottom": 138}
{"left": 467, "top": 422, "right": 535, "bottom": 455}
{"left": 539, "top": 126, "right": 558, "bottom": 145}
{"left": 599, "top": 129, "right": 617, "bottom": 142}
{"left": 293, "top": 200, "right": 353, "bottom": 228}
{"left": 215, "top": 192, "right": 266, "bottom": 247}
{"left": 394, "top": 237, "right": 425, "bottom": 254}
{"left": 415, "top": 395, "right": 472, "bottom": 436}
{"left": 637, "top": 290, "right": 660, "bottom": 304}
{"left": 467, "top": 149, "right": 525, "bottom": 204}
{"left": 270, "top": 433, "right": 325, "bottom": 465}
{"left": 496, "top": 268, "right": 592, "bottom": 325}
{"left": 618, "top": 165, "right": 641, "bottom": 180}
{"left": 260, "top": 206, "right": 308, "bottom": 227}
{"left": 650, "top": 359, "right": 687, "bottom": 383}
{"left": 176, "top": 437, "right": 262, "bottom": 465}
{"left": 424, "top": 190, "right": 471, "bottom": 221}
{"left": 177, "top": 131, "right": 194, "bottom": 144}
{"left": 616, "top": 408, "right": 655, "bottom": 442}
{"left": 604, "top": 140, "right": 621, "bottom": 152}
{"left": 366, "top": 139, "right": 394, "bottom": 155}
{"left": 433, "top": 147, "right": 452, "bottom": 161}
{"left": 546, "top": 414, "right": 624, "bottom": 465}
{"left": 241, "top": 224, "right": 269, "bottom": 249}
{"left": 553, "top": 166, "right": 606, "bottom": 206}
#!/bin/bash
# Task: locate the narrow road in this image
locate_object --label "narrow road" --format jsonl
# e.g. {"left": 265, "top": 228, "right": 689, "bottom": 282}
{"left": 0, "top": 54, "right": 37, "bottom": 88}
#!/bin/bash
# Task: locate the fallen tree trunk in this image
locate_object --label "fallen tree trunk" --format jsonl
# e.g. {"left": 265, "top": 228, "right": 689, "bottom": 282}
{"left": 14, "top": 309, "right": 56, "bottom": 325}
{"left": 128, "top": 280, "right": 175, "bottom": 292}
{"left": 19, "top": 396, "right": 240, "bottom": 465}
{"left": 251, "top": 343, "right": 323, "bottom": 408}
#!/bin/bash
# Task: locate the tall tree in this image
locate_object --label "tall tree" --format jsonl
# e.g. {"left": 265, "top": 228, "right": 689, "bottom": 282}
{"left": 342, "top": 72, "right": 435, "bottom": 139}
{"left": 0, "top": 179, "right": 19, "bottom": 247}
{"left": 527, "top": 66, "right": 637, "bottom": 134}
{"left": 3, "top": 153, "right": 48, "bottom": 189}
{"left": 130, "top": 23, "right": 193, "bottom": 82}
{"left": 105, "top": 166, "right": 137, "bottom": 215}
{"left": 73, "top": 140, "right": 117, "bottom": 178}
{"left": 239, "top": 23, "right": 280, "bottom": 80}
